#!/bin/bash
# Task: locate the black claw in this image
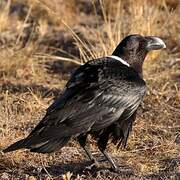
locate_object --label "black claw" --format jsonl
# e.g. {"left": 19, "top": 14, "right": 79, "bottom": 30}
{"left": 83, "top": 161, "right": 99, "bottom": 173}
{"left": 96, "top": 169, "right": 111, "bottom": 176}
{"left": 110, "top": 166, "right": 134, "bottom": 175}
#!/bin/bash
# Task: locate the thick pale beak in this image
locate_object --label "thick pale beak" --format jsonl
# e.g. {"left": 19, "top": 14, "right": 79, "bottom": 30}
{"left": 145, "top": 36, "right": 166, "bottom": 51}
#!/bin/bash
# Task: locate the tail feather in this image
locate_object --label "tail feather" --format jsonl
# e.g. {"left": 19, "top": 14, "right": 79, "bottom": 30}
{"left": 30, "top": 137, "right": 70, "bottom": 153}
{"left": 3, "top": 136, "right": 70, "bottom": 153}
{"left": 3, "top": 139, "right": 27, "bottom": 153}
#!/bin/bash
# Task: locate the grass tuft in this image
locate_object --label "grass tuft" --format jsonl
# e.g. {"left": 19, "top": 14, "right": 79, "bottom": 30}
{"left": 0, "top": 0, "right": 179, "bottom": 179}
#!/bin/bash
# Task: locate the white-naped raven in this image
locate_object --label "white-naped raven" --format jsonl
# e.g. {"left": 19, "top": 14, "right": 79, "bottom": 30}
{"left": 3, "top": 34, "right": 166, "bottom": 172}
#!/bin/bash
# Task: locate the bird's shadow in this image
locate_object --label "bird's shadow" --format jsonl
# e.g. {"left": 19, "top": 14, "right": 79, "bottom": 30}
{"left": 38, "top": 157, "right": 134, "bottom": 178}
{"left": 43, "top": 161, "right": 101, "bottom": 177}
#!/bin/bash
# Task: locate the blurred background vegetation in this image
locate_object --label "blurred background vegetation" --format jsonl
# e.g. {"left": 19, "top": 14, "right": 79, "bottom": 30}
{"left": 0, "top": 0, "right": 179, "bottom": 179}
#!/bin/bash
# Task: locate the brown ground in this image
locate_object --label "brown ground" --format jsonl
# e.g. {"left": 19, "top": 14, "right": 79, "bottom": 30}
{"left": 0, "top": 0, "right": 179, "bottom": 179}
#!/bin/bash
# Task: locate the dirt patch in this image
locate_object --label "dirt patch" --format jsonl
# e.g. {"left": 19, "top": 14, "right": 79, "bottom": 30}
{"left": 0, "top": 0, "right": 179, "bottom": 179}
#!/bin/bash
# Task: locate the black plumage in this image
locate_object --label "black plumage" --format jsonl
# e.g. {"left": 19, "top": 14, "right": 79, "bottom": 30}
{"left": 3, "top": 34, "right": 166, "bottom": 171}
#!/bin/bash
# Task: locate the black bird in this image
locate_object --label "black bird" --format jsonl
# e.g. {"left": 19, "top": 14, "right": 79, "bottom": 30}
{"left": 3, "top": 34, "right": 166, "bottom": 172}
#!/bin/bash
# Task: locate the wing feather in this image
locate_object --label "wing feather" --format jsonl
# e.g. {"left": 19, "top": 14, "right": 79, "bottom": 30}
{"left": 28, "top": 57, "right": 146, "bottom": 140}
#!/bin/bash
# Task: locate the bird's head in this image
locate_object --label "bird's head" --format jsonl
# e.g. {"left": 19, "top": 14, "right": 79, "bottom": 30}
{"left": 112, "top": 34, "right": 166, "bottom": 75}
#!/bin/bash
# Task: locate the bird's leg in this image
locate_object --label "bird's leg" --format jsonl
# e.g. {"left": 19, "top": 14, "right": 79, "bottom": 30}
{"left": 101, "top": 150, "right": 118, "bottom": 171}
{"left": 82, "top": 146, "right": 95, "bottom": 162}
{"left": 77, "top": 135, "right": 99, "bottom": 169}
{"left": 99, "top": 149, "right": 134, "bottom": 175}
{"left": 82, "top": 146, "right": 100, "bottom": 171}
{"left": 97, "top": 130, "right": 118, "bottom": 172}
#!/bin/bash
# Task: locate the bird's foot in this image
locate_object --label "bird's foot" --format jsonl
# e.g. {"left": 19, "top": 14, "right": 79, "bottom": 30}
{"left": 96, "top": 168, "right": 111, "bottom": 176}
{"left": 110, "top": 166, "right": 134, "bottom": 175}
{"left": 83, "top": 160, "right": 100, "bottom": 172}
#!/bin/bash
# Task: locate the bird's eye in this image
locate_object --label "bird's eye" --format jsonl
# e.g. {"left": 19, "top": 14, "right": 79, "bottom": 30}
{"left": 127, "top": 41, "right": 139, "bottom": 50}
{"left": 129, "top": 48, "right": 134, "bottom": 53}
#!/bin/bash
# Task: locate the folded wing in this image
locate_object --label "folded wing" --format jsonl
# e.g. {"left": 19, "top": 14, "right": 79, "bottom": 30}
{"left": 3, "top": 57, "right": 146, "bottom": 153}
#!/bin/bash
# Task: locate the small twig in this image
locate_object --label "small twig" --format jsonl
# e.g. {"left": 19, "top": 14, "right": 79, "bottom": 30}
{"left": 28, "top": 88, "right": 47, "bottom": 109}
{"left": 41, "top": 160, "right": 53, "bottom": 180}
{"left": 16, "top": 5, "right": 33, "bottom": 45}
{"left": 34, "top": 54, "right": 83, "bottom": 65}
{"left": 162, "top": 102, "right": 180, "bottom": 113}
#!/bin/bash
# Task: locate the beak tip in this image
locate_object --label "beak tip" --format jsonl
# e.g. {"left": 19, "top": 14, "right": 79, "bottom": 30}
{"left": 153, "top": 37, "right": 166, "bottom": 49}
{"left": 162, "top": 43, "right": 166, "bottom": 49}
{"left": 146, "top": 36, "right": 167, "bottom": 51}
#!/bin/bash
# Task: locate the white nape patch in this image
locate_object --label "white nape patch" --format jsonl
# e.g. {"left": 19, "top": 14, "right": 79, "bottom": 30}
{"left": 107, "top": 55, "right": 130, "bottom": 67}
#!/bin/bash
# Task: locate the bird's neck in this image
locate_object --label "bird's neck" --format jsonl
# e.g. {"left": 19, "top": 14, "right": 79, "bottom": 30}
{"left": 112, "top": 52, "right": 146, "bottom": 77}
{"left": 127, "top": 57, "right": 143, "bottom": 76}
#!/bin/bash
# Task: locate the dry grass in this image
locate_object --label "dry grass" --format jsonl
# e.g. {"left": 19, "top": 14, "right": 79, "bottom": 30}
{"left": 0, "top": 0, "right": 179, "bottom": 179}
